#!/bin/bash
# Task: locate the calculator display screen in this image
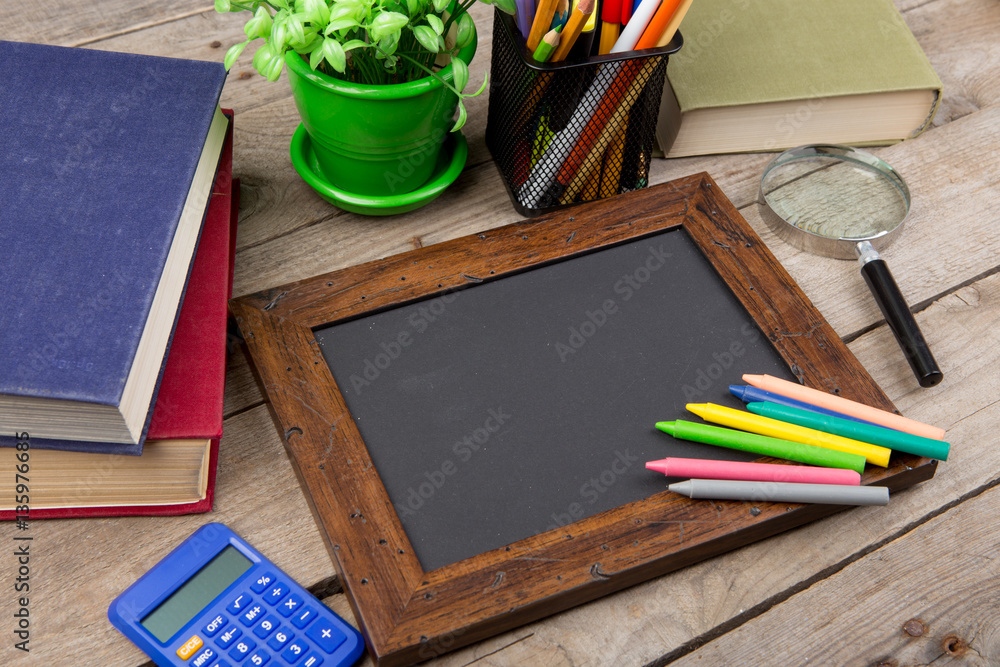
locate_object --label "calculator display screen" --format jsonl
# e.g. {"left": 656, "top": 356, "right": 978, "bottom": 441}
{"left": 141, "top": 545, "right": 252, "bottom": 643}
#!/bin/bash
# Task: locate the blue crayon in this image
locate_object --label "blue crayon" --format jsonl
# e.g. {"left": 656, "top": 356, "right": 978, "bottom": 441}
{"left": 728, "top": 384, "right": 888, "bottom": 430}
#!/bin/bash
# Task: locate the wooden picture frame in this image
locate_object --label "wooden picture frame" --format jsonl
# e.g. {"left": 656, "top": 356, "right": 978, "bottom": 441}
{"left": 230, "top": 174, "right": 936, "bottom": 666}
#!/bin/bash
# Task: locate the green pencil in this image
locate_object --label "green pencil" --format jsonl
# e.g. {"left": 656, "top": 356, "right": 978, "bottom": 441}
{"left": 532, "top": 26, "right": 563, "bottom": 63}
{"left": 655, "top": 420, "right": 867, "bottom": 473}
{"left": 747, "top": 401, "right": 950, "bottom": 461}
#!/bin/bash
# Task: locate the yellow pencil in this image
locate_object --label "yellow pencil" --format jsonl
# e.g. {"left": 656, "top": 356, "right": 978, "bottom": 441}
{"left": 598, "top": 125, "right": 628, "bottom": 197}
{"left": 686, "top": 403, "right": 891, "bottom": 467}
{"left": 528, "top": 0, "right": 561, "bottom": 51}
{"left": 550, "top": 0, "right": 596, "bottom": 62}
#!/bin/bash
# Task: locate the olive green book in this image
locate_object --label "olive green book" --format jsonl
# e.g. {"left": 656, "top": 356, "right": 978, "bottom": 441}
{"left": 655, "top": 0, "right": 942, "bottom": 158}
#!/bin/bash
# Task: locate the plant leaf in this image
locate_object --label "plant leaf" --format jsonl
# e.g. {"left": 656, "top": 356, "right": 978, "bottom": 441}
{"left": 321, "top": 37, "right": 347, "bottom": 72}
{"left": 285, "top": 13, "right": 306, "bottom": 45}
{"left": 298, "top": 0, "right": 331, "bottom": 25}
{"left": 451, "top": 101, "right": 467, "bottom": 132}
{"left": 370, "top": 11, "right": 409, "bottom": 41}
{"left": 450, "top": 56, "right": 469, "bottom": 92}
{"left": 326, "top": 17, "right": 359, "bottom": 32}
{"left": 223, "top": 41, "right": 249, "bottom": 69}
{"left": 456, "top": 12, "right": 475, "bottom": 48}
{"left": 412, "top": 25, "right": 440, "bottom": 54}
{"left": 493, "top": 0, "right": 516, "bottom": 14}
{"left": 214, "top": 0, "right": 231, "bottom": 12}
{"left": 426, "top": 14, "right": 444, "bottom": 35}
{"left": 244, "top": 6, "right": 273, "bottom": 39}
{"left": 432, "top": 0, "right": 449, "bottom": 12}
{"left": 341, "top": 39, "right": 368, "bottom": 51}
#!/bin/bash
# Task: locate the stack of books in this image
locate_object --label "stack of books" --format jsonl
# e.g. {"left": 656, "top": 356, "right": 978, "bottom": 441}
{"left": 0, "top": 40, "right": 234, "bottom": 518}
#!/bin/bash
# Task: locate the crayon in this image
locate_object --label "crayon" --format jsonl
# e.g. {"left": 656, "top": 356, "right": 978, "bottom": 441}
{"left": 646, "top": 457, "right": 862, "bottom": 485}
{"left": 743, "top": 374, "right": 946, "bottom": 440}
{"left": 747, "top": 402, "right": 951, "bottom": 461}
{"left": 687, "top": 402, "right": 891, "bottom": 467}
{"left": 729, "top": 384, "right": 881, "bottom": 428}
{"left": 669, "top": 479, "right": 889, "bottom": 506}
{"left": 655, "top": 420, "right": 867, "bottom": 473}
{"left": 634, "top": 0, "right": 683, "bottom": 50}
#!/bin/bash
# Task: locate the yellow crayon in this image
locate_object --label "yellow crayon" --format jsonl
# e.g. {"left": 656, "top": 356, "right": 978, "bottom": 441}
{"left": 686, "top": 403, "right": 891, "bottom": 468}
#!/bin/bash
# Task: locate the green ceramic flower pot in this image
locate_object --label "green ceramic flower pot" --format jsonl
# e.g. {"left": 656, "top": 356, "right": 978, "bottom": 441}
{"left": 284, "top": 29, "right": 477, "bottom": 197}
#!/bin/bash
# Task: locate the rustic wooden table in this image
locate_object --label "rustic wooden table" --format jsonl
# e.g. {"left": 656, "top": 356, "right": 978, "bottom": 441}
{"left": 4, "top": 0, "right": 999, "bottom": 665}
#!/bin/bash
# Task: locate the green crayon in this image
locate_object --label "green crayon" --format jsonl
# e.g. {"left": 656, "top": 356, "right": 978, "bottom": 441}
{"left": 747, "top": 401, "right": 950, "bottom": 461}
{"left": 655, "top": 420, "right": 866, "bottom": 473}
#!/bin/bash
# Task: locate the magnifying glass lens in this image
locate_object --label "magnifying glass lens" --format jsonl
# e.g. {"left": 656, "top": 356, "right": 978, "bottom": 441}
{"left": 761, "top": 156, "right": 908, "bottom": 241}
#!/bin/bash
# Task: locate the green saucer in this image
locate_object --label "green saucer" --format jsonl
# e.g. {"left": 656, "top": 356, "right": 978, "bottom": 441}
{"left": 289, "top": 124, "right": 468, "bottom": 216}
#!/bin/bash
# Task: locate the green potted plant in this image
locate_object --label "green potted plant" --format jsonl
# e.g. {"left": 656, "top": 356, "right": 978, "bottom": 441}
{"left": 216, "top": 0, "right": 514, "bottom": 214}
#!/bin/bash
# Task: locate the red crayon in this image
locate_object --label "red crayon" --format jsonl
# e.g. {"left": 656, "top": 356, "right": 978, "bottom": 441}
{"left": 646, "top": 457, "right": 862, "bottom": 485}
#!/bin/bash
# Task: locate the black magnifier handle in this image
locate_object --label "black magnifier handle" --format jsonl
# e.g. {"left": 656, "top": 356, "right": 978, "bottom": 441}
{"left": 856, "top": 242, "right": 943, "bottom": 387}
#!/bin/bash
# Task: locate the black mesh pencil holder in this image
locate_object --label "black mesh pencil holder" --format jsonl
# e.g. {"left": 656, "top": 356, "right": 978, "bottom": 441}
{"left": 486, "top": 10, "right": 682, "bottom": 217}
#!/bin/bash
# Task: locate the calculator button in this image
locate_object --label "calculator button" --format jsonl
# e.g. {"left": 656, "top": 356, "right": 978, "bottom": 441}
{"left": 190, "top": 646, "right": 217, "bottom": 667}
{"left": 226, "top": 593, "right": 254, "bottom": 614}
{"left": 290, "top": 606, "right": 317, "bottom": 629}
{"left": 209, "top": 661, "right": 232, "bottom": 667}
{"left": 228, "top": 637, "right": 257, "bottom": 662}
{"left": 264, "top": 582, "right": 290, "bottom": 606}
{"left": 253, "top": 614, "right": 280, "bottom": 639}
{"left": 215, "top": 625, "right": 242, "bottom": 649}
{"left": 302, "top": 652, "right": 324, "bottom": 667}
{"left": 240, "top": 603, "right": 266, "bottom": 627}
{"left": 247, "top": 648, "right": 271, "bottom": 666}
{"left": 267, "top": 628, "right": 294, "bottom": 651}
{"left": 305, "top": 619, "right": 345, "bottom": 653}
{"left": 250, "top": 571, "right": 276, "bottom": 594}
{"left": 203, "top": 614, "right": 228, "bottom": 637}
{"left": 177, "top": 635, "right": 203, "bottom": 660}
{"left": 280, "top": 638, "right": 309, "bottom": 663}
{"left": 277, "top": 593, "right": 304, "bottom": 617}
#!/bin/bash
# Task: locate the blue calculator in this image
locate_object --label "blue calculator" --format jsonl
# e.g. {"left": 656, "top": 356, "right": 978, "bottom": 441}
{"left": 108, "top": 523, "right": 364, "bottom": 667}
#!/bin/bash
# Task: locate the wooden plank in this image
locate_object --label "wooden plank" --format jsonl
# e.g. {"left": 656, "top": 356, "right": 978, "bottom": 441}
{"left": 670, "top": 482, "right": 1000, "bottom": 665}
{"left": 0, "top": 0, "right": 210, "bottom": 46}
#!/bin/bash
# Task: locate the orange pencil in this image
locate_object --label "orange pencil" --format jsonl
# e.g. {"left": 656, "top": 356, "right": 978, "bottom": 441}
{"left": 634, "top": 0, "right": 683, "bottom": 50}
{"left": 654, "top": 0, "right": 693, "bottom": 47}
{"left": 550, "top": 0, "right": 596, "bottom": 62}
{"left": 528, "top": 0, "right": 561, "bottom": 51}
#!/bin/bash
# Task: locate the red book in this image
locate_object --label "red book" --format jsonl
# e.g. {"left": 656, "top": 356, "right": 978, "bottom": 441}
{"left": 0, "top": 113, "right": 237, "bottom": 520}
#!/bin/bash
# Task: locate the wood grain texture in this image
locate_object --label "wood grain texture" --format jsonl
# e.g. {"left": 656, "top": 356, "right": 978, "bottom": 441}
{"left": 2, "top": 0, "right": 998, "bottom": 664}
{"left": 232, "top": 175, "right": 934, "bottom": 666}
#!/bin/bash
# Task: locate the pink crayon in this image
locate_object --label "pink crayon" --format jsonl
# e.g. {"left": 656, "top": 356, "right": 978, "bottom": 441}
{"left": 645, "top": 457, "right": 861, "bottom": 486}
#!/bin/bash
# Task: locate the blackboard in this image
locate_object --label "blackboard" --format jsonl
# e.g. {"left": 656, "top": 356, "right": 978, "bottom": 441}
{"left": 231, "top": 175, "right": 935, "bottom": 667}
{"left": 314, "top": 228, "right": 794, "bottom": 571}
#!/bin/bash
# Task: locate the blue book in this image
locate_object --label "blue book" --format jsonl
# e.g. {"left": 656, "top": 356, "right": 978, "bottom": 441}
{"left": 0, "top": 40, "right": 228, "bottom": 448}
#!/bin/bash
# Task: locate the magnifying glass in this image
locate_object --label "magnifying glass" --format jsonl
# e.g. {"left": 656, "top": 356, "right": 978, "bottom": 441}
{"left": 757, "top": 144, "right": 943, "bottom": 388}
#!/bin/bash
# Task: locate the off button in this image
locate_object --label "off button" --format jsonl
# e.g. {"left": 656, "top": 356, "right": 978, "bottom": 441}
{"left": 176, "top": 635, "right": 203, "bottom": 660}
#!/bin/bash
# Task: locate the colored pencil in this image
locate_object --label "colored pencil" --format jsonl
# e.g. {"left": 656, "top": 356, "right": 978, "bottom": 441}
{"left": 528, "top": 0, "right": 561, "bottom": 51}
{"left": 598, "top": 125, "right": 627, "bottom": 196}
{"left": 551, "top": 0, "right": 571, "bottom": 29}
{"left": 634, "top": 0, "right": 683, "bottom": 50}
{"left": 515, "top": 0, "right": 536, "bottom": 39}
{"left": 532, "top": 26, "right": 563, "bottom": 62}
{"left": 550, "top": 0, "right": 596, "bottom": 62}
